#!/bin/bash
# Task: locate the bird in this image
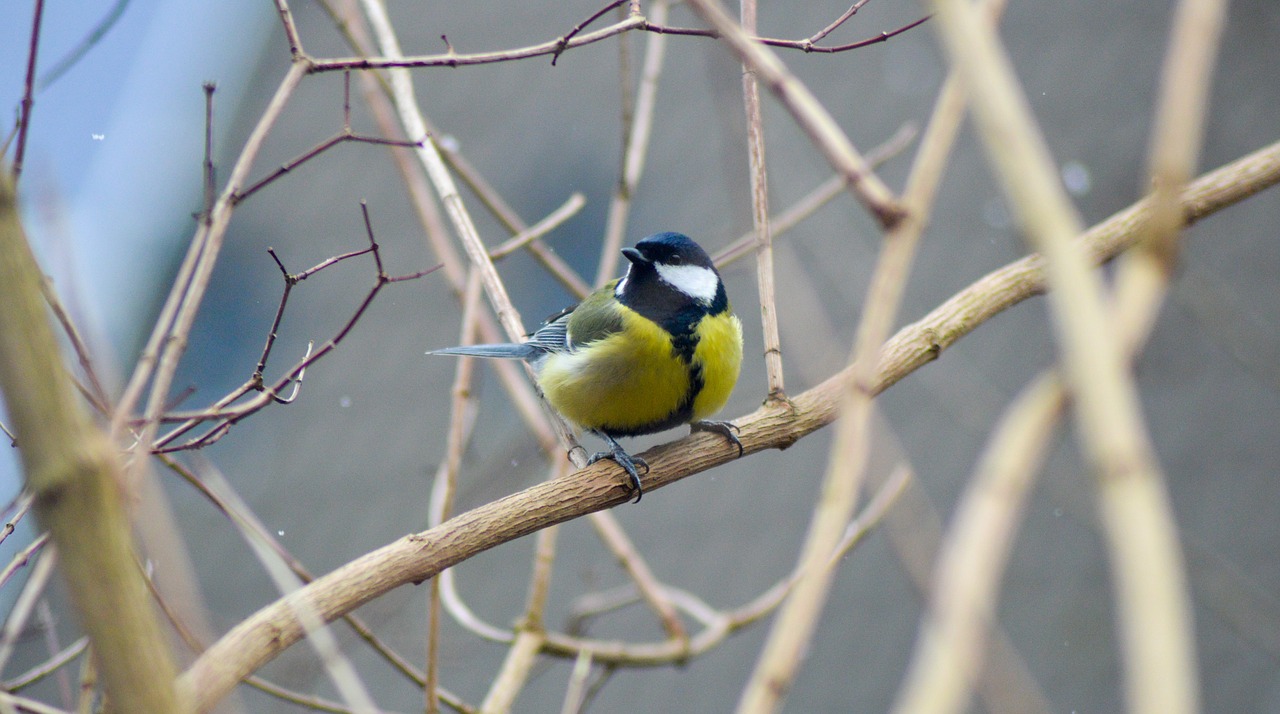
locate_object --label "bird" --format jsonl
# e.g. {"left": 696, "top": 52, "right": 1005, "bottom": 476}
{"left": 429, "top": 231, "right": 744, "bottom": 502}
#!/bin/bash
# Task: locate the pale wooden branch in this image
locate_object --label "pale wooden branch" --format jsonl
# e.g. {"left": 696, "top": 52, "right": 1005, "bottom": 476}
{"left": 179, "top": 137, "right": 1280, "bottom": 713}
{"left": 427, "top": 269, "right": 482, "bottom": 714}
{"left": 891, "top": 374, "right": 1064, "bottom": 714}
{"left": 587, "top": 511, "right": 688, "bottom": 643}
{"left": 0, "top": 175, "right": 188, "bottom": 712}
{"left": 359, "top": 0, "right": 593, "bottom": 474}
{"left": 880, "top": 463, "right": 1054, "bottom": 713}
{"left": 739, "top": 0, "right": 786, "bottom": 401}
{"left": 479, "top": 632, "right": 544, "bottom": 714}
{"left": 0, "top": 544, "right": 57, "bottom": 676}
{"left": 1113, "top": 0, "right": 1226, "bottom": 346}
{"left": 474, "top": 463, "right": 567, "bottom": 714}
{"left": 927, "top": 0, "right": 1203, "bottom": 711}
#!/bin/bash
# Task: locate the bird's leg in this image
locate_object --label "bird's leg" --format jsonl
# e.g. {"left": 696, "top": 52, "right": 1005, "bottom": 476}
{"left": 691, "top": 420, "right": 744, "bottom": 457}
{"left": 587, "top": 431, "right": 649, "bottom": 503}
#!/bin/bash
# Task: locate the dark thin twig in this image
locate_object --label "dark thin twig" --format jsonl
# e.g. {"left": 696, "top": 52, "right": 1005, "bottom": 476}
{"left": 553, "top": 0, "right": 628, "bottom": 65}
{"left": 148, "top": 211, "right": 438, "bottom": 452}
{"left": 310, "top": 4, "right": 927, "bottom": 72}
{"left": 201, "top": 83, "right": 217, "bottom": 224}
{"left": 163, "top": 384, "right": 198, "bottom": 412}
{"left": 645, "top": 14, "right": 931, "bottom": 54}
{"left": 236, "top": 132, "right": 422, "bottom": 202}
{"left": 12, "top": 0, "right": 46, "bottom": 182}
{"left": 359, "top": 202, "right": 384, "bottom": 275}
{"left": 36, "top": 0, "right": 130, "bottom": 90}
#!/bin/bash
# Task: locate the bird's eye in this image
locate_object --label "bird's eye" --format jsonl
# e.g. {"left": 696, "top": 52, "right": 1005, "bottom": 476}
{"left": 669, "top": 255, "right": 682, "bottom": 264}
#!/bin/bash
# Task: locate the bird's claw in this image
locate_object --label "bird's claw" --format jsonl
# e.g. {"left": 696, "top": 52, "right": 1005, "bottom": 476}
{"left": 692, "top": 419, "right": 744, "bottom": 457}
{"left": 588, "top": 446, "right": 649, "bottom": 503}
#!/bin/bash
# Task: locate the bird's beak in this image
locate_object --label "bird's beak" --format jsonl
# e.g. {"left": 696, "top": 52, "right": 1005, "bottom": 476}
{"left": 621, "top": 247, "right": 649, "bottom": 265}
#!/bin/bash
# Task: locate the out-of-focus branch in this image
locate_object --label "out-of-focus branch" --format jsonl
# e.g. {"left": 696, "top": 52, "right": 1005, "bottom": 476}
{"left": 0, "top": 174, "right": 189, "bottom": 712}
{"left": 926, "top": 0, "right": 1206, "bottom": 711}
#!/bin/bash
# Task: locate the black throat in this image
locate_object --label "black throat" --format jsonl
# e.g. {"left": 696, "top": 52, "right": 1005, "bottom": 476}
{"left": 616, "top": 265, "right": 726, "bottom": 363}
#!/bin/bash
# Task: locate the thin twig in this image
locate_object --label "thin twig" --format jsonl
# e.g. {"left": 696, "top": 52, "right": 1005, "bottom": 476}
{"left": 597, "top": 0, "right": 669, "bottom": 285}
{"left": 686, "top": 0, "right": 904, "bottom": 229}
{"left": 559, "top": 651, "right": 594, "bottom": 714}
{"left": 427, "top": 269, "right": 482, "bottom": 714}
{"left": 805, "top": 1, "right": 870, "bottom": 46}
{"left": 237, "top": 132, "right": 422, "bottom": 203}
{"left": 37, "top": 275, "right": 110, "bottom": 414}
{"left": 309, "top": 9, "right": 928, "bottom": 73}
{"left": 739, "top": 0, "right": 785, "bottom": 401}
{"left": 149, "top": 231, "right": 435, "bottom": 450}
{"left": 588, "top": 512, "right": 688, "bottom": 644}
{"left": 713, "top": 121, "right": 920, "bottom": 269}
{"left": 112, "top": 61, "right": 309, "bottom": 447}
{"left": 0, "top": 543, "right": 57, "bottom": 675}
{"left": 34, "top": 0, "right": 129, "bottom": 91}
{"left": 0, "top": 532, "right": 49, "bottom": 590}
{"left": 487, "top": 193, "right": 586, "bottom": 261}
{"left": 273, "top": 0, "right": 305, "bottom": 59}
{"left": 3, "top": 637, "right": 88, "bottom": 692}
{"left": 0, "top": 492, "right": 33, "bottom": 548}
{"left": 336, "top": 3, "right": 560, "bottom": 454}
{"left": 553, "top": 0, "right": 629, "bottom": 65}
{"left": 438, "top": 147, "right": 590, "bottom": 297}
{"left": 12, "top": 0, "right": 45, "bottom": 183}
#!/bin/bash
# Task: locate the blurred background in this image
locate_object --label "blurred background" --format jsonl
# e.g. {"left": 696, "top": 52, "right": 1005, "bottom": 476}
{"left": 2, "top": 0, "right": 1279, "bottom": 711}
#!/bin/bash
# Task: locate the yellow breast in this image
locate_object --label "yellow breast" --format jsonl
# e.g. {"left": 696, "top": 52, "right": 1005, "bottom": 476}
{"left": 690, "top": 311, "right": 743, "bottom": 421}
{"left": 537, "top": 308, "right": 742, "bottom": 436}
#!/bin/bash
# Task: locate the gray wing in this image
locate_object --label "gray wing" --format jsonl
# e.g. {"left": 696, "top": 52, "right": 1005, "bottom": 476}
{"left": 525, "top": 306, "right": 573, "bottom": 354}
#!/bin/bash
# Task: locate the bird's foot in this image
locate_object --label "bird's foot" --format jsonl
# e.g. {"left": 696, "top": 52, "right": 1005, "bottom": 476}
{"left": 691, "top": 419, "right": 744, "bottom": 457}
{"left": 588, "top": 434, "right": 649, "bottom": 503}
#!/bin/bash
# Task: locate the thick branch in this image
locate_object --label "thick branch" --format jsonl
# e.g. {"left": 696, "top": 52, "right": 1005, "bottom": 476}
{"left": 0, "top": 175, "right": 189, "bottom": 711}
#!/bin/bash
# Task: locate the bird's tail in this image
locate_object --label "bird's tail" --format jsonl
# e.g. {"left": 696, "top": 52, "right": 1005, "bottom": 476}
{"left": 428, "top": 343, "right": 540, "bottom": 361}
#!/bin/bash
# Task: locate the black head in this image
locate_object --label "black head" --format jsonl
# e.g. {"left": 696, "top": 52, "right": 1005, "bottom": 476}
{"left": 614, "top": 232, "right": 728, "bottom": 330}
{"left": 622, "top": 232, "right": 717, "bottom": 272}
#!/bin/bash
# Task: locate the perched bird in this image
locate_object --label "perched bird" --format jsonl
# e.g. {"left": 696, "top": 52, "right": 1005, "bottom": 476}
{"left": 430, "top": 232, "right": 744, "bottom": 502}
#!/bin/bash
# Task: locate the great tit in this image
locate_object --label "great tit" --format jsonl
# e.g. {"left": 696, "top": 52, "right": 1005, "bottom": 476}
{"left": 430, "top": 231, "right": 744, "bottom": 502}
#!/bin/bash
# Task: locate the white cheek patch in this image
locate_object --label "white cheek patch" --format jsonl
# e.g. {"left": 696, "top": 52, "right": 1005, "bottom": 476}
{"left": 655, "top": 263, "right": 719, "bottom": 304}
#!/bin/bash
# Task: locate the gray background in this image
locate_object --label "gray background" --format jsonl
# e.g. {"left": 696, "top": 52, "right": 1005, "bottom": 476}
{"left": 5, "top": 1, "right": 1280, "bottom": 712}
